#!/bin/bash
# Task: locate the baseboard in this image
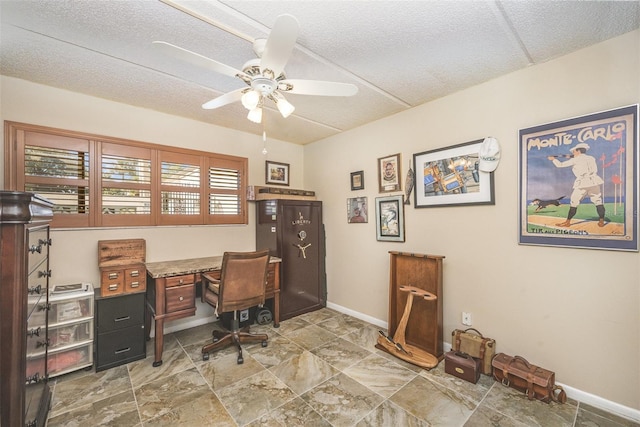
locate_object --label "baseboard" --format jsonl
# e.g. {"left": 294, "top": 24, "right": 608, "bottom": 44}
{"left": 326, "top": 301, "right": 640, "bottom": 423}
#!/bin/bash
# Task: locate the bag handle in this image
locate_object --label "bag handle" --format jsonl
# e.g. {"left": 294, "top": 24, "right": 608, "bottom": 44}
{"left": 552, "top": 385, "right": 567, "bottom": 404}
{"left": 463, "top": 328, "right": 484, "bottom": 337}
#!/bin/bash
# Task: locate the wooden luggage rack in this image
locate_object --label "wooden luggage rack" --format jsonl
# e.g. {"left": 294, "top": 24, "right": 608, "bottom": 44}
{"left": 376, "top": 252, "right": 444, "bottom": 369}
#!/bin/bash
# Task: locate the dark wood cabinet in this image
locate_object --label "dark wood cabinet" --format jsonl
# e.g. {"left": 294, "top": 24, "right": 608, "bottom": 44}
{"left": 95, "top": 292, "right": 146, "bottom": 372}
{"left": 256, "top": 200, "right": 326, "bottom": 320}
{"left": 1, "top": 191, "right": 53, "bottom": 427}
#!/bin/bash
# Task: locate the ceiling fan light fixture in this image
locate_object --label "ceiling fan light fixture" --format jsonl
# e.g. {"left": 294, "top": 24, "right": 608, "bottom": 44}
{"left": 247, "top": 106, "right": 263, "bottom": 123}
{"left": 241, "top": 90, "right": 260, "bottom": 110}
{"left": 272, "top": 92, "right": 295, "bottom": 118}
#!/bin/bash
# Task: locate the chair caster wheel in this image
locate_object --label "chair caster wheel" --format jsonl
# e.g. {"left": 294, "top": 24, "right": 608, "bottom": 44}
{"left": 203, "top": 353, "right": 209, "bottom": 361}
{"left": 152, "top": 360, "right": 163, "bottom": 367}
{"left": 261, "top": 341, "right": 268, "bottom": 347}
{"left": 237, "top": 356, "right": 244, "bottom": 364}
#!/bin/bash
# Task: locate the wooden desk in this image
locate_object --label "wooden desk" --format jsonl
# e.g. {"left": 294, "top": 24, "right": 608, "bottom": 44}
{"left": 144, "top": 256, "right": 281, "bottom": 367}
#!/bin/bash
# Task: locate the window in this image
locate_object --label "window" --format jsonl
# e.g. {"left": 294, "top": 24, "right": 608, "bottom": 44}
{"left": 5, "top": 122, "right": 248, "bottom": 228}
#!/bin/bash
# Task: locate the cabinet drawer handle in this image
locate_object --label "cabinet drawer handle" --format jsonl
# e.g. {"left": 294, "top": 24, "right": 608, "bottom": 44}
{"left": 114, "top": 347, "right": 131, "bottom": 355}
{"left": 179, "top": 279, "right": 184, "bottom": 284}
{"left": 130, "top": 270, "right": 139, "bottom": 277}
{"left": 108, "top": 284, "right": 119, "bottom": 291}
{"left": 179, "top": 296, "right": 184, "bottom": 301}
{"left": 108, "top": 273, "right": 119, "bottom": 279}
{"left": 29, "top": 244, "right": 42, "bottom": 254}
{"left": 28, "top": 284, "right": 42, "bottom": 295}
{"left": 114, "top": 316, "right": 131, "bottom": 322}
{"left": 27, "top": 327, "right": 41, "bottom": 338}
{"left": 130, "top": 282, "right": 139, "bottom": 288}
{"left": 38, "top": 269, "right": 52, "bottom": 278}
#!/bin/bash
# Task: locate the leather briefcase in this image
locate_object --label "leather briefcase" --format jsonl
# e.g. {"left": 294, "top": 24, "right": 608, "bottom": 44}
{"left": 444, "top": 351, "right": 481, "bottom": 384}
{"left": 451, "top": 328, "right": 495, "bottom": 375}
{"left": 492, "top": 353, "right": 567, "bottom": 403}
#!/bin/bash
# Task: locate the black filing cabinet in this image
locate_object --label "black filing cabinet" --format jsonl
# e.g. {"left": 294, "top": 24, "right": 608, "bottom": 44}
{"left": 95, "top": 292, "right": 146, "bottom": 371}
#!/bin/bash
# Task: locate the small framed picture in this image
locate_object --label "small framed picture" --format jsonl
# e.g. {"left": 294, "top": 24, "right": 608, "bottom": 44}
{"left": 265, "top": 161, "right": 290, "bottom": 186}
{"left": 375, "top": 195, "right": 405, "bottom": 242}
{"left": 350, "top": 171, "right": 364, "bottom": 190}
{"left": 347, "top": 197, "right": 368, "bottom": 223}
{"left": 378, "top": 153, "right": 402, "bottom": 193}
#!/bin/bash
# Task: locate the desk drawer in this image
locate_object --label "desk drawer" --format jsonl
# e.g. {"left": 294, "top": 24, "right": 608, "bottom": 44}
{"left": 166, "top": 283, "right": 195, "bottom": 312}
{"left": 164, "top": 274, "right": 194, "bottom": 288}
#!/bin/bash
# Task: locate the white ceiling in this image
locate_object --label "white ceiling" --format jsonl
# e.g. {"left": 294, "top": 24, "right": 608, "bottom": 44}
{"left": 1, "top": 0, "right": 639, "bottom": 145}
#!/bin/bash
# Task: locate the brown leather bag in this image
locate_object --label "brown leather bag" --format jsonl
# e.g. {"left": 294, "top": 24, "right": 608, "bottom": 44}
{"left": 445, "top": 351, "right": 481, "bottom": 384}
{"left": 452, "top": 328, "right": 495, "bottom": 375}
{"left": 492, "top": 353, "right": 567, "bottom": 404}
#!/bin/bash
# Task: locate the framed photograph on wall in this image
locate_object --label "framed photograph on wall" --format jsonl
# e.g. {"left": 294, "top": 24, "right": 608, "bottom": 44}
{"left": 519, "top": 104, "right": 638, "bottom": 251}
{"left": 413, "top": 139, "right": 494, "bottom": 208}
{"left": 378, "top": 153, "right": 402, "bottom": 193}
{"left": 350, "top": 170, "right": 364, "bottom": 190}
{"left": 375, "top": 195, "right": 405, "bottom": 241}
{"left": 265, "top": 161, "right": 290, "bottom": 186}
{"left": 347, "top": 197, "right": 368, "bottom": 223}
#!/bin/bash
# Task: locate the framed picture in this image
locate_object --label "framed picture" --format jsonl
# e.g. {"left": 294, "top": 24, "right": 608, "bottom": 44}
{"left": 378, "top": 153, "right": 402, "bottom": 193}
{"left": 347, "top": 197, "right": 368, "bottom": 223}
{"left": 413, "top": 139, "right": 494, "bottom": 208}
{"left": 265, "top": 161, "right": 290, "bottom": 186}
{"left": 519, "top": 104, "right": 638, "bottom": 251}
{"left": 375, "top": 195, "right": 405, "bottom": 242}
{"left": 350, "top": 170, "right": 364, "bottom": 190}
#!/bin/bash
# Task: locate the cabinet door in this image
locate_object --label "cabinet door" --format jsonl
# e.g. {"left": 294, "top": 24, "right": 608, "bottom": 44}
{"left": 278, "top": 201, "right": 326, "bottom": 319}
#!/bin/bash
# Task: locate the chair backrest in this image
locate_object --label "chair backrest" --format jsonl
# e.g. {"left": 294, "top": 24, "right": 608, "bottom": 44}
{"left": 217, "top": 249, "right": 270, "bottom": 313}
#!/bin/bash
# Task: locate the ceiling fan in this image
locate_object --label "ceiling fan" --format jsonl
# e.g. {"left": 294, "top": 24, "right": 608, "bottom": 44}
{"left": 154, "top": 14, "right": 358, "bottom": 123}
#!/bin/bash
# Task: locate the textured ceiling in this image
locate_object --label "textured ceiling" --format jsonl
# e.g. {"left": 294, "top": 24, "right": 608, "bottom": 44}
{"left": 1, "top": 0, "right": 639, "bottom": 145}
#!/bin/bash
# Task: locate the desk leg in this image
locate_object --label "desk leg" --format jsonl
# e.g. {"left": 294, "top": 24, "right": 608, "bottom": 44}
{"left": 153, "top": 317, "right": 164, "bottom": 367}
{"left": 273, "top": 289, "right": 281, "bottom": 328}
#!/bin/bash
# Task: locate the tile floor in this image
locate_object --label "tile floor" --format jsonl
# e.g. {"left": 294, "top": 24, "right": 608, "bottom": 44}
{"left": 47, "top": 308, "right": 637, "bottom": 427}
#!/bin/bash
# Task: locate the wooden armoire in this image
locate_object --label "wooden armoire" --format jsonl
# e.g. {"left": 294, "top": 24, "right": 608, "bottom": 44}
{"left": 1, "top": 191, "right": 54, "bottom": 427}
{"left": 256, "top": 199, "right": 326, "bottom": 320}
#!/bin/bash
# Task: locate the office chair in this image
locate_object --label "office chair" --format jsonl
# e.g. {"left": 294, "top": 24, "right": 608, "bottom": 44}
{"left": 201, "top": 250, "right": 270, "bottom": 364}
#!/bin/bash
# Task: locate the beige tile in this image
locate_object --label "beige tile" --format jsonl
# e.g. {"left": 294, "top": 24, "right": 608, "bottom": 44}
{"left": 311, "top": 336, "right": 374, "bottom": 370}
{"left": 128, "top": 347, "right": 195, "bottom": 389}
{"left": 134, "top": 367, "right": 210, "bottom": 422}
{"left": 248, "top": 333, "right": 306, "bottom": 368}
{"left": 47, "top": 389, "right": 140, "bottom": 427}
{"left": 49, "top": 365, "right": 131, "bottom": 417}
{"left": 286, "top": 324, "right": 339, "bottom": 350}
{"left": 480, "top": 384, "right": 576, "bottom": 427}
{"left": 343, "top": 353, "right": 417, "bottom": 398}
{"left": 356, "top": 400, "right": 430, "bottom": 427}
{"left": 247, "top": 396, "right": 332, "bottom": 427}
{"left": 390, "top": 375, "right": 476, "bottom": 425}
{"left": 271, "top": 350, "right": 338, "bottom": 395}
{"left": 301, "top": 372, "right": 384, "bottom": 426}
{"left": 216, "top": 369, "right": 297, "bottom": 425}
{"left": 197, "top": 351, "right": 265, "bottom": 390}
{"left": 142, "top": 390, "right": 235, "bottom": 427}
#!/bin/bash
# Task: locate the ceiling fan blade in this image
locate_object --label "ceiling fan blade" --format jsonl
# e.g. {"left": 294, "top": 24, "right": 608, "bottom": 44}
{"left": 153, "top": 41, "right": 247, "bottom": 80}
{"left": 280, "top": 79, "right": 358, "bottom": 97}
{"left": 260, "top": 14, "right": 299, "bottom": 78}
{"left": 202, "top": 88, "right": 245, "bottom": 110}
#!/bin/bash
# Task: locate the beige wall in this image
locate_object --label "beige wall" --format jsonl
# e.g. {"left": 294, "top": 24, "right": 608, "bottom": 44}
{"left": 304, "top": 30, "right": 640, "bottom": 410}
{"left": 1, "top": 30, "right": 638, "bottom": 414}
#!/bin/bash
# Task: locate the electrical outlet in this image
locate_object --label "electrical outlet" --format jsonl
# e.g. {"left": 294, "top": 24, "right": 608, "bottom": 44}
{"left": 462, "top": 312, "right": 472, "bottom": 326}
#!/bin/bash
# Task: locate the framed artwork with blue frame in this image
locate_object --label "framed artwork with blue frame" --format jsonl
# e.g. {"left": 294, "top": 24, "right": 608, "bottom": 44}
{"left": 413, "top": 139, "right": 494, "bottom": 208}
{"left": 519, "top": 104, "right": 638, "bottom": 251}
